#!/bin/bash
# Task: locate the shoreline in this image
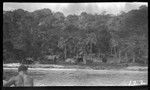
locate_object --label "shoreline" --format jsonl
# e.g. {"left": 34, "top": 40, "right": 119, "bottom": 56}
{"left": 3, "top": 63, "right": 148, "bottom": 71}
{"left": 3, "top": 67, "right": 148, "bottom": 73}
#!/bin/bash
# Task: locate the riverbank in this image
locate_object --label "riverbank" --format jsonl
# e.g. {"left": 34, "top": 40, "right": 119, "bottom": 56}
{"left": 3, "top": 63, "right": 148, "bottom": 71}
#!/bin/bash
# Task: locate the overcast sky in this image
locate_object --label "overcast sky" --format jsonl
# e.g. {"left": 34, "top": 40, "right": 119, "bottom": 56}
{"left": 3, "top": 2, "right": 148, "bottom": 16}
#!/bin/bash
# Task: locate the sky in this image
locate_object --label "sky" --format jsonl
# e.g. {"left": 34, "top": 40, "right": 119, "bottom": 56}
{"left": 3, "top": 2, "right": 148, "bottom": 16}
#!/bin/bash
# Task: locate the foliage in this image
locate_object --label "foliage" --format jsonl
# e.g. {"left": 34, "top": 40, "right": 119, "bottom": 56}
{"left": 3, "top": 6, "right": 148, "bottom": 64}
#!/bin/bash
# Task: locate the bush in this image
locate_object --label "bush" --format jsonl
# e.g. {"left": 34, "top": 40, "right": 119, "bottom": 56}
{"left": 3, "top": 58, "right": 19, "bottom": 64}
{"left": 22, "top": 58, "right": 34, "bottom": 64}
{"left": 102, "top": 57, "right": 107, "bottom": 63}
{"left": 65, "top": 58, "right": 76, "bottom": 64}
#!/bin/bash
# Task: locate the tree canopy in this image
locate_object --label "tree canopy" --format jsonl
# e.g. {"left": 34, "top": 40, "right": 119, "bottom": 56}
{"left": 3, "top": 6, "right": 148, "bottom": 64}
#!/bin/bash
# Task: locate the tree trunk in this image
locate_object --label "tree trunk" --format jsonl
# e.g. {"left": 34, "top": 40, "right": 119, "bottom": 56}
{"left": 64, "top": 45, "right": 67, "bottom": 60}
{"left": 132, "top": 53, "right": 135, "bottom": 63}
{"left": 98, "top": 48, "right": 101, "bottom": 58}
{"left": 74, "top": 46, "right": 76, "bottom": 57}
{"left": 114, "top": 47, "right": 117, "bottom": 57}
{"left": 118, "top": 50, "right": 121, "bottom": 63}
{"left": 145, "top": 57, "right": 147, "bottom": 64}
{"left": 90, "top": 43, "right": 92, "bottom": 54}
{"left": 110, "top": 47, "right": 112, "bottom": 55}
{"left": 83, "top": 57, "right": 86, "bottom": 64}
{"left": 125, "top": 52, "right": 128, "bottom": 63}
{"left": 85, "top": 45, "right": 88, "bottom": 55}
{"left": 53, "top": 56, "right": 56, "bottom": 64}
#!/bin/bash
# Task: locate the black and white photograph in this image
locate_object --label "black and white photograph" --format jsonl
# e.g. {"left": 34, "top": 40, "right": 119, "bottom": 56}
{"left": 3, "top": 2, "right": 148, "bottom": 86}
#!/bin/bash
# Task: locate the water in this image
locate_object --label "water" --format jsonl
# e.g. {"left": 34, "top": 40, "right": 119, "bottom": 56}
{"left": 3, "top": 68, "right": 148, "bottom": 86}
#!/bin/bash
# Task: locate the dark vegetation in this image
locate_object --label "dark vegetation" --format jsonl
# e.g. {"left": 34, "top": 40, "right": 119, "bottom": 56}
{"left": 3, "top": 5, "right": 148, "bottom": 66}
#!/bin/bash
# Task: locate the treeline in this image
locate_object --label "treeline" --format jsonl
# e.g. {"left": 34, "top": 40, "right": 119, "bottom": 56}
{"left": 3, "top": 5, "right": 148, "bottom": 64}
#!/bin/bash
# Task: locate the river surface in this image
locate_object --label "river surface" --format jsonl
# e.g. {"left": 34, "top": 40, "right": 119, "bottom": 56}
{"left": 3, "top": 68, "right": 148, "bottom": 86}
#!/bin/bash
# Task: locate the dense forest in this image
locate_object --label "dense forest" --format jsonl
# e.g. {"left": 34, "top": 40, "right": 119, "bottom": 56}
{"left": 3, "top": 5, "right": 148, "bottom": 65}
